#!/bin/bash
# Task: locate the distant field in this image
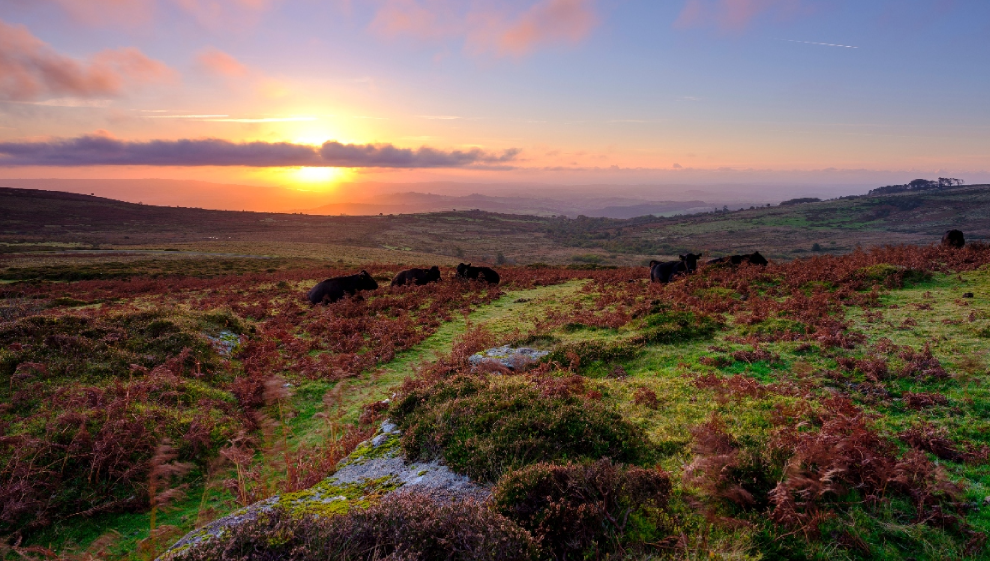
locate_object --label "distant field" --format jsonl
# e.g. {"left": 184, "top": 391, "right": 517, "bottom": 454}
{"left": 2, "top": 186, "right": 989, "bottom": 275}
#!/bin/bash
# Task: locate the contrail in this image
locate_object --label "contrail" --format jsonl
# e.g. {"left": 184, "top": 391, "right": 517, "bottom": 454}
{"left": 779, "top": 39, "right": 858, "bottom": 49}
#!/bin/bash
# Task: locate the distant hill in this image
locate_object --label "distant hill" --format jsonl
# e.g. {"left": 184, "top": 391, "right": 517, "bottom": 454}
{"left": 303, "top": 191, "right": 708, "bottom": 218}
{"left": 0, "top": 178, "right": 329, "bottom": 213}
{"left": 1, "top": 184, "right": 988, "bottom": 264}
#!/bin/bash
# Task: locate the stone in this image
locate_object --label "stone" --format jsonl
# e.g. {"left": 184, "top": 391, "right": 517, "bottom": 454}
{"left": 160, "top": 420, "right": 488, "bottom": 559}
{"left": 468, "top": 345, "right": 549, "bottom": 370}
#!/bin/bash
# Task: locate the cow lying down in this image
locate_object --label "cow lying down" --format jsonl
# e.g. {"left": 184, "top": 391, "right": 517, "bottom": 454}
{"left": 707, "top": 251, "right": 769, "bottom": 267}
{"left": 650, "top": 253, "right": 702, "bottom": 283}
{"left": 391, "top": 266, "right": 442, "bottom": 287}
{"left": 456, "top": 263, "right": 500, "bottom": 285}
{"left": 308, "top": 270, "right": 379, "bottom": 305}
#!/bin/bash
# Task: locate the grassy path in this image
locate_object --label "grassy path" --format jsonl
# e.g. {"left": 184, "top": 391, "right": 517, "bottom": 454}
{"left": 46, "top": 280, "right": 586, "bottom": 558}
{"left": 291, "top": 280, "right": 586, "bottom": 438}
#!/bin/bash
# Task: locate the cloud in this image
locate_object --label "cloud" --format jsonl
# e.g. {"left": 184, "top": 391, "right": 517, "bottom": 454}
{"left": 468, "top": 0, "right": 597, "bottom": 57}
{"left": 172, "top": 0, "right": 277, "bottom": 30}
{"left": 44, "top": 0, "right": 155, "bottom": 26}
{"left": 369, "top": 0, "right": 598, "bottom": 57}
{"left": 675, "top": 0, "right": 805, "bottom": 31}
{"left": 195, "top": 47, "right": 249, "bottom": 77}
{"left": 319, "top": 142, "right": 518, "bottom": 168}
{"left": 779, "top": 39, "right": 857, "bottom": 49}
{"left": 0, "top": 19, "right": 175, "bottom": 101}
{"left": 370, "top": 0, "right": 458, "bottom": 41}
{"left": 0, "top": 133, "right": 520, "bottom": 169}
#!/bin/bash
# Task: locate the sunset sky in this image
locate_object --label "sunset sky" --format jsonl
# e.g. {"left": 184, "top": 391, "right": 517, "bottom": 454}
{"left": 1, "top": 0, "right": 989, "bottom": 199}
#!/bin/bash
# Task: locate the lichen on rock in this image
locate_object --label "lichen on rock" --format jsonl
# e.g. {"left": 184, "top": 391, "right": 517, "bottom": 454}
{"left": 160, "top": 420, "right": 489, "bottom": 559}
{"left": 468, "top": 345, "right": 549, "bottom": 370}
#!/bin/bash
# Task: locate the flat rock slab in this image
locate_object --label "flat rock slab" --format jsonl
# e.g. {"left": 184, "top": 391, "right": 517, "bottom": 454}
{"left": 161, "top": 420, "right": 489, "bottom": 559}
{"left": 469, "top": 345, "right": 549, "bottom": 369}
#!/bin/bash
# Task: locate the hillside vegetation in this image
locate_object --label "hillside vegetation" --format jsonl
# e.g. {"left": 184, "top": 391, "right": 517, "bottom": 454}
{"left": 2, "top": 185, "right": 989, "bottom": 269}
{"left": 1, "top": 188, "right": 990, "bottom": 559}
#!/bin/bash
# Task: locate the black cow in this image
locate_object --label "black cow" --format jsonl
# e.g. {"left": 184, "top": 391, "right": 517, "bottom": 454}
{"left": 650, "top": 253, "right": 702, "bottom": 283}
{"left": 707, "top": 251, "right": 769, "bottom": 267}
{"left": 456, "top": 263, "right": 500, "bottom": 284}
{"left": 307, "top": 270, "right": 379, "bottom": 305}
{"left": 391, "top": 266, "right": 442, "bottom": 287}
{"left": 942, "top": 229, "right": 965, "bottom": 249}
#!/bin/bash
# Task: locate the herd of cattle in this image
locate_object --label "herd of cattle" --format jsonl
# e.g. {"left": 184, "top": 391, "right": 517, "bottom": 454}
{"left": 306, "top": 230, "right": 969, "bottom": 305}
{"left": 307, "top": 263, "right": 499, "bottom": 305}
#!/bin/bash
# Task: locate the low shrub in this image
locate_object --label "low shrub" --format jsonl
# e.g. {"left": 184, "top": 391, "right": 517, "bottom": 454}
{"left": 545, "top": 339, "right": 641, "bottom": 369}
{"left": 903, "top": 391, "right": 949, "bottom": 409}
{"left": 0, "top": 309, "right": 246, "bottom": 533}
{"left": 685, "top": 400, "right": 985, "bottom": 555}
{"left": 492, "top": 459, "right": 671, "bottom": 559}
{"left": 899, "top": 423, "right": 988, "bottom": 465}
{"left": 389, "top": 374, "right": 653, "bottom": 482}
{"left": 173, "top": 494, "right": 538, "bottom": 561}
{"left": 739, "top": 317, "right": 807, "bottom": 339}
{"left": 683, "top": 414, "right": 777, "bottom": 511}
{"left": 856, "top": 264, "right": 930, "bottom": 288}
{"left": 638, "top": 306, "right": 721, "bottom": 344}
{"left": 632, "top": 387, "right": 659, "bottom": 409}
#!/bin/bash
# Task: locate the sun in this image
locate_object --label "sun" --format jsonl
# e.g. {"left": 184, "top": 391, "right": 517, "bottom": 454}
{"left": 295, "top": 166, "right": 343, "bottom": 183}
{"left": 285, "top": 166, "right": 354, "bottom": 190}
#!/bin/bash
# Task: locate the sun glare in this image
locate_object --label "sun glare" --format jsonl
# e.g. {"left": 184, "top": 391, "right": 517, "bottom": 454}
{"left": 287, "top": 166, "right": 353, "bottom": 190}
{"left": 296, "top": 166, "right": 338, "bottom": 182}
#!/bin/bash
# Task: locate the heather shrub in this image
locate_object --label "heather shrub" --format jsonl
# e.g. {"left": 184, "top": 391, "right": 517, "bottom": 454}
{"left": 389, "top": 374, "right": 653, "bottom": 482}
{"left": 739, "top": 316, "right": 807, "bottom": 338}
{"left": 0, "top": 310, "right": 228, "bottom": 383}
{"left": 856, "top": 264, "right": 930, "bottom": 288}
{"left": 0, "top": 309, "right": 247, "bottom": 533}
{"left": 172, "top": 494, "right": 537, "bottom": 561}
{"left": 638, "top": 305, "right": 721, "bottom": 344}
{"left": 683, "top": 415, "right": 778, "bottom": 512}
{"left": 684, "top": 401, "right": 985, "bottom": 556}
{"left": 544, "top": 339, "right": 641, "bottom": 372}
{"left": 492, "top": 459, "right": 671, "bottom": 559}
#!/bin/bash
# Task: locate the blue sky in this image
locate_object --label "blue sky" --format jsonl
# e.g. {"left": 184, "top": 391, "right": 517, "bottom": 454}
{"left": 0, "top": 0, "right": 988, "bottom": 194}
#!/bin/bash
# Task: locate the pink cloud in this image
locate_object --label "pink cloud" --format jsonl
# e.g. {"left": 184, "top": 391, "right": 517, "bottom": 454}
{"left": 675, "top": 0, "right": 805, "bottom": 31}
{"left": 369, "top": 0, "right": 598, "bottom": 57}
{"left": 172, "top": 0, "right": 277, "bottom": 30}
{"left": 369, "top": 0, "right": 460, "bottom": 41}
{"left": 0, "top": 19, "right": 175, "bottom": 102}
{"left": 469, "top": 0, "right": 597, "bottom": 57}
{"left": 195, "top": 47, "right": 249, "bottom": 77}
{"left": 46, "top": 0, "right": 155, "bottom": 26}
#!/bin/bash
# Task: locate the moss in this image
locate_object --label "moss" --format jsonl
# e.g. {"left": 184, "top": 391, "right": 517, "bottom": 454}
{"left": 276, "top": 475, "right": 402, "bottom": 518}
{"left": 546, "top": 339, "right": 641, "bottom": 366}
{"left": 340, "top": 432, "right": 402, "bottom": 466}
{"left": 638, "top": 305, "right": 722, "bottom": 344}
{"left": 390, "top": 375, "right": 654, "bottom": 482}
{"left": 740, "top": 317, "right": 807, "bottom": 337}
{"left": 857, "top": 263, "right": 931, "bottom": 288}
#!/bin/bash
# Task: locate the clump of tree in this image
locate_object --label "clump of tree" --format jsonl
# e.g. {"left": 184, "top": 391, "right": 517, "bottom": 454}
{"left": 780, "top": 197, "right": 822, "bottom": 206}
{"left": 869, "top": 178, "right": 965, "bottom": 195}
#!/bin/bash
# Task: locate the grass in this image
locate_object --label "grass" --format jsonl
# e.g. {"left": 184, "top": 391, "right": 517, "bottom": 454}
{"left": 4, "top": 233, "right": 990, "bottom": 558}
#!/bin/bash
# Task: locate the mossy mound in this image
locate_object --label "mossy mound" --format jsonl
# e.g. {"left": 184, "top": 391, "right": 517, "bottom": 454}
{"left": 389, "top": 374, "right": 654, "bottom": 482}
{"left": 639, "top": 306, "right": 722, "bottom": 344}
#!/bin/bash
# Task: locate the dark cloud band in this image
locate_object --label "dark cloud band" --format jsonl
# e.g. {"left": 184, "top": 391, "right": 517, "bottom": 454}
{"left": 0, "top": 135, "right": 519, "bottom": 169}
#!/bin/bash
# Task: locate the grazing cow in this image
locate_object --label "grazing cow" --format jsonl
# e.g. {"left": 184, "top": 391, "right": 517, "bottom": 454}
{"left": 307, "top": 270, "right": 379, "bottom": 305}
{"left": 650, "top": 253, "right": 702, "bottom": 283}
{"left": 391, "top": 266, "right": 442, "bottom": 287}
{"left": 456, "top": 263, "right": 500, "bottom": 285}
{"left": 707, "top": 251, "right": 769, "bottom": 267}
{"left": 942, "top": 229, "right": 965, "bottom": 249}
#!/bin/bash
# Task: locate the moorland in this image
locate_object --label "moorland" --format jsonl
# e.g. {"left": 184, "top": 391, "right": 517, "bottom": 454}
{"left": 1, "top": 185, "right": 989, "bottom": 560}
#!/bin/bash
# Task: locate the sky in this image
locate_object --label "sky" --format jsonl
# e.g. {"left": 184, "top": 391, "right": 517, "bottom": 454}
{"left": 0, "top": 0, "right": 989, "bottom": 202}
